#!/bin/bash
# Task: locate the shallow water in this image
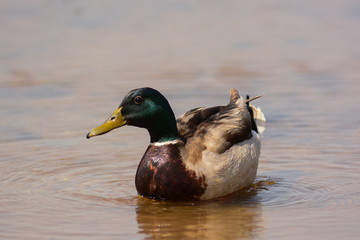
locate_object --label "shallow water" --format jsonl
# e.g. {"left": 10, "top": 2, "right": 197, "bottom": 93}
{"left": 1, "top": 1, "right": 360, "bottom": 239}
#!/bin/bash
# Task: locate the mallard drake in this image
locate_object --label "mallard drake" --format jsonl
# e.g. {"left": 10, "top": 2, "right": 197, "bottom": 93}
{"left": 87, "top": 87, "right": 265, "bottom": 200}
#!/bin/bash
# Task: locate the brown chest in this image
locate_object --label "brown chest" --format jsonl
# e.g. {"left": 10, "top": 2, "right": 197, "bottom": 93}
{"left": 135, "top": 143, "right": 206, "bottom": 200}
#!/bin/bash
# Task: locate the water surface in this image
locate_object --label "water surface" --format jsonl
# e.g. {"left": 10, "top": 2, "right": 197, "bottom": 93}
{"left": 1, "top": 1, "right": 360, "bottom": 239}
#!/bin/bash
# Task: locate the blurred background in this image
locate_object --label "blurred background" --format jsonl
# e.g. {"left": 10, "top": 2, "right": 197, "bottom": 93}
{"left": 1, "top": 1, "right": 359, "bottom": 239}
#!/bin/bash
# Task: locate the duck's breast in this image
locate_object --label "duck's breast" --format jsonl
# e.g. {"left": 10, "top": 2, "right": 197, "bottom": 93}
{"left": 135, "top": 141, "right": 207, "bottom": 200}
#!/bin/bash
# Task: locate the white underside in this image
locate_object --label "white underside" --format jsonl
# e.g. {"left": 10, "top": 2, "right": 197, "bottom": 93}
{"left": 184, "top": 130, "right": 261, "bottom": 200}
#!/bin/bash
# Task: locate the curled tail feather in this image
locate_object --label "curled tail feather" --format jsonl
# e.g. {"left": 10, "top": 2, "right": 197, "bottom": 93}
{"left": 231, "top": 89, "right": 266, "bottom": 135}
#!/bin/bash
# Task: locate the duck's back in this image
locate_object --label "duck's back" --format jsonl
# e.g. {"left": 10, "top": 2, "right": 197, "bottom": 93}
{"left": 177, "top": 89, "right": 257, "bottom": 156}
{"left": 177, "top": 88, "right": 266, "bottom": 200}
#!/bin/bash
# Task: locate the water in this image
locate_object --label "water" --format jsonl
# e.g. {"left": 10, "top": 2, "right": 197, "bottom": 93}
{"left": 1, "top": 0, "right": 360, "bottom": 239}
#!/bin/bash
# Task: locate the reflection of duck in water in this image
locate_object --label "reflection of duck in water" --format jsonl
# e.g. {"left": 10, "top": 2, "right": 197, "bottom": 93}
{"left": 135, "top": 190, "right": 263, "bottom": 240}
{"left": 87, "top": 88, "right": 265, "bottom": 200}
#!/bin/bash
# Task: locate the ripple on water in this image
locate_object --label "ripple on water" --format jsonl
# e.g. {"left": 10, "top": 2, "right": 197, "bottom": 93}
{"left": 255, "top": 170, "right": 360, "bottom": 210}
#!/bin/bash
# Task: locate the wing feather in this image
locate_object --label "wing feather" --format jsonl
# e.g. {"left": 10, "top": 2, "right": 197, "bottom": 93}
{"left": 177, "top": 88, "right": 265, "bottom": 163}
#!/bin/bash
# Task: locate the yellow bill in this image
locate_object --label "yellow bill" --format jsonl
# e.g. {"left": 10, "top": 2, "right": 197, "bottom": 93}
{"left": 86, "top": 107, "right": 126, "bottom": 139}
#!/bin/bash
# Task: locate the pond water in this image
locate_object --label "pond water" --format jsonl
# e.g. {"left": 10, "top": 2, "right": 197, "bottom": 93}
{"left": 1, "top": 1, "right": 360, "bottom": 239}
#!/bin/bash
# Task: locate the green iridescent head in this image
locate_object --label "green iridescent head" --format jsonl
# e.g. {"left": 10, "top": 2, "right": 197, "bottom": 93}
{"left": 87, "top": 87, "right": 180, "bottom": 143}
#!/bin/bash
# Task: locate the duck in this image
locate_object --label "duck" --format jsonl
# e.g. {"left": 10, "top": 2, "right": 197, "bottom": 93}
{"left": 86, "top": 87, "right": 265, "bottom": 201}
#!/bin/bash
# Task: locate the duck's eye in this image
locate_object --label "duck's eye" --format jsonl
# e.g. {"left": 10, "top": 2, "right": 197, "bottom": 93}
{"left": 134, "top": 96, "right": 144, "bottom": 104}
